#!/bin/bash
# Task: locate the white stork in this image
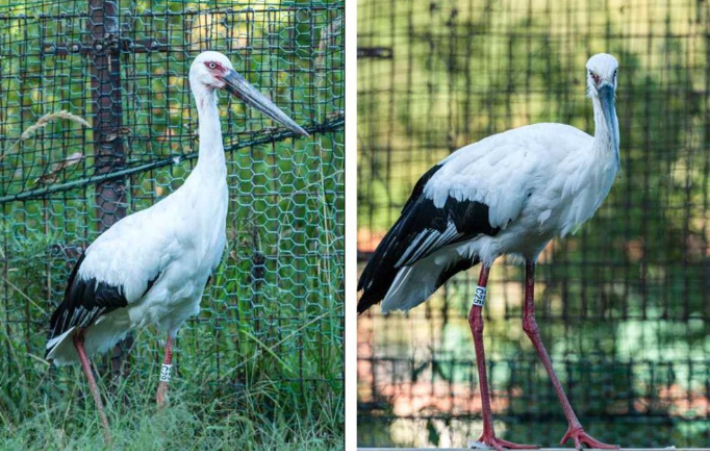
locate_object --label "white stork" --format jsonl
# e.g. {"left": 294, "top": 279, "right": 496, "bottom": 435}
{"left": 46, "top": 51, "right": 308, "bottom": 441}
{"left": 358, "top": 54, "right": 621, "bottom": 450}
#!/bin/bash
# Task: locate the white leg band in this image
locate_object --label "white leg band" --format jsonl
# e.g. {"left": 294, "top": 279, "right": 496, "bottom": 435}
{"left": 159, "top": 363, "right": 173, "bottom": 383}
{"left": 472, "top": 286, "right": 487, "bottom": 307}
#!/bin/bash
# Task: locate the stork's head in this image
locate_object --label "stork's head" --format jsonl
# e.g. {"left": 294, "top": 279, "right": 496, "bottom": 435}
{"left": 190, "top": 51, "right": 309, "bottom": 137}
{"left": 586, "top": 53, "right": 620, "bottom": 163}
{"left": 586, "top": 53, "right": 618, "bottom": 94}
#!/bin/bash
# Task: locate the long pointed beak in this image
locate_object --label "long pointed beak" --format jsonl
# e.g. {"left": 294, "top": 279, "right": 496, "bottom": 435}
{"left": 598, "top": 83, "right": 620, "bottom": 170}
{"left": 222, "top": 69, "right": 309, "bottom": 138}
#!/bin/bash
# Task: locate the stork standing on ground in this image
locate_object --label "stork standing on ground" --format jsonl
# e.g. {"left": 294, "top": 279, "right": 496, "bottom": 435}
{"left": 358, "top": 54, "right": 621, "bottom": 450}
{"left": 45, "top": 51, "right": 308, "bottom": 442}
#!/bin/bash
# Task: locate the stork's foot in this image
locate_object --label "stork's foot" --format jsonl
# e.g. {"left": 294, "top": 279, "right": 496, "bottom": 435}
{"left": 156, "top": 382, "right": 168, "bottom": 408}
{"left": 560, "top": 426, "right": 619, "bottom": 449}
{"left": 470, "top": 434, "right": 539, "bottom": 451}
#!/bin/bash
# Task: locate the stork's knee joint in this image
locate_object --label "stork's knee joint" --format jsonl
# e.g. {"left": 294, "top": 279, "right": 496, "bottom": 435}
{"left": 468, "top": 285, "right": 487, "bottom": 333}
{"left": 468, "top": 310, "right": 484, "bottom": 333}
{"left": 471, "top": 318, "right": 484, "bottom": 334}
{"left": 522, "top": 317, "right": 539, "bottom": 335}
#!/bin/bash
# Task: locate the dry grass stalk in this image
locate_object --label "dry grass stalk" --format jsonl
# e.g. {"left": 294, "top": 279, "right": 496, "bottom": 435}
{"left": 19, "top": 110, "right": 90, "bottom": 141}
{"left": 1, "top": 110, "right": 91, "bottom": 163}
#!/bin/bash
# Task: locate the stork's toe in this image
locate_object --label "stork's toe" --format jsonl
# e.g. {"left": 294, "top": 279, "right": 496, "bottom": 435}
{"left": 560, "top": 427, "right": 619, "bottom": 449}
{"left": 469, "top": 435, "right": 539, "bottom": 451}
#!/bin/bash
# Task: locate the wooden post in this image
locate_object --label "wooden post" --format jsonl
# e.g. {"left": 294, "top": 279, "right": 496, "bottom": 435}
{"left": 87, "top": 0, "right": 129, "bottom": 378}
{"left": 88, "top": 0, "right": 126, "bottom": 228}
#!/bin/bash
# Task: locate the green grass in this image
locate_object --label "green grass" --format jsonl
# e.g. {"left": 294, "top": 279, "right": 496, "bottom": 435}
{"left": 1, "top": 370, "right": 342, "bottom": 451}
{"left": 0, "top": 194, "right": 344, "bottom": 447}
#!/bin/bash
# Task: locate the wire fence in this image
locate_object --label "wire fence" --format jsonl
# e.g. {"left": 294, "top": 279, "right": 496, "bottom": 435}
{"left": 0, "top": 0, "right": 344, "bottom": 427}
{"left": 357, "top": 0, "right": 710, "bottom": 447}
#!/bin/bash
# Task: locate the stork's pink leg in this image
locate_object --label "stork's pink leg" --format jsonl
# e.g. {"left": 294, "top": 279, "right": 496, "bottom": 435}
{"left": 469, "top": 265, "right": 539, "bottom": 451}
{"left": 156, "top": 335, "right": 173, "bottom": 408}
{"left": 522, "top": 261, "right": 618, "bottom": 449}
{"left": 73, "top": 330, "right": 112, "bottom": 445}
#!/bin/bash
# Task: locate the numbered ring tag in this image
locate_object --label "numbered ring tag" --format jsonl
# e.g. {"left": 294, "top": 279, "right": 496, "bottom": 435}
{"left": 472, "top": 286, "right": 487, "bottom": 307}
{"left": 160, "top": 363, "right": 173, "bottom": 383}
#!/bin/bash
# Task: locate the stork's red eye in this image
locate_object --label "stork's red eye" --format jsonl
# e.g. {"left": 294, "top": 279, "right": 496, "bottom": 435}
{"left": 207, "top": 62, "right": 217, "bottom": 69}
{"left": 591, "top": 73, "right": 601, "bottom": 84}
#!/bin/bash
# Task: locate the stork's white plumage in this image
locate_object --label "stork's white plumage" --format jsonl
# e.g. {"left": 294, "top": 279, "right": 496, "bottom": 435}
{"left": 46, "top": 51, "right": 308, "bottom": 441}
{"left": 358, "top": 54, "right": 621, "bottom": 450}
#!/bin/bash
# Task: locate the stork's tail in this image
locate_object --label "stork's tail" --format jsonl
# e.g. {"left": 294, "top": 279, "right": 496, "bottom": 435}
{"left": 358, "top": 255, "right": 398, "bottom": 314}
{"left": 359, "top": 252, "right": 479, "bottom": 314}
{"left": 45, "top": 311, "right": 131, "bottom": 366}
{"left": 45, "top": 326, "right": 77, "bottom": 365}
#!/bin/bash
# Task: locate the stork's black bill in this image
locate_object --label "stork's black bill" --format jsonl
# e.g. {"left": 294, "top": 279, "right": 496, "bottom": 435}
{"left": 222, "top": 69, "right": 309, "bottom": 138}
{"left": 598, "top": 83, "right": 620, "bottom": 170}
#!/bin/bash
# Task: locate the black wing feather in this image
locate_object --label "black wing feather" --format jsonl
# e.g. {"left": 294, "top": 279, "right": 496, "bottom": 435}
{"left": 48, "top": 253, "right": 129, "bottom": 343}
{"left": 357, "top": 164, "right": 499, "bottom": 314}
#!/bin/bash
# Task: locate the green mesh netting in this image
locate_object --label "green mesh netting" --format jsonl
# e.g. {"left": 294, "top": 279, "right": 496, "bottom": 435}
{"left": 0, "top": 0, "right": 343, "bottom": 428}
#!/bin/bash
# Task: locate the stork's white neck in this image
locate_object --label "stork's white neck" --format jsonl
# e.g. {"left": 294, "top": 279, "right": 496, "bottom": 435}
{"left": 192, "top": 83, "right": 227, "bottom": 178}
{"left": 590, "top": 95, "right": 620, "bottom": 174}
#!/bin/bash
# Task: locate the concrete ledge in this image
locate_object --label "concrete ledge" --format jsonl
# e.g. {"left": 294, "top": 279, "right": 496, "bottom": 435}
{"left": 357, "top": 448, "right": 698, "bottom": 451}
